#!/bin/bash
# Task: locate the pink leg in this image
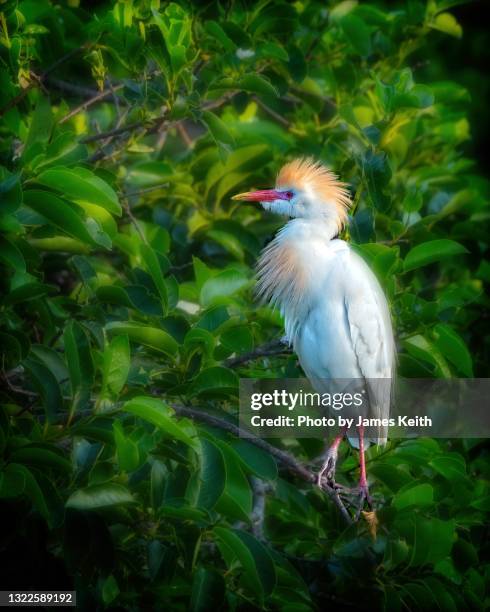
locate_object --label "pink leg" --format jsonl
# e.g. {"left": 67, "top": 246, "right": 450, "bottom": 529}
{"left": 317, "top": 429, "right": 345, "bottom": 487}
{"left": 359, "top": 424, "right": 367, "bottom": 488}
{"left": 357, "top": 425, "right": 373, "bottom": 512}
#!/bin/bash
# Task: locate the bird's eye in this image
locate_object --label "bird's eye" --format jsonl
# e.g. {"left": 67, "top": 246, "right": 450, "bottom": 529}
{"left": 285, "top": 191, "right": 294, "bottom": 200}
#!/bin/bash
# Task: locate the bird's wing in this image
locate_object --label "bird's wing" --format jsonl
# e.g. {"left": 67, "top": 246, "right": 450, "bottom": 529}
{"left": 341, "top": 249, "right": 395, "bottom": 443}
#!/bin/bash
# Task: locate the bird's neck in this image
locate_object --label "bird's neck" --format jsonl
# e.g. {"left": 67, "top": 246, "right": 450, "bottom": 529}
{"left": 255, "top": 217, "right": 342, "bottom": 341}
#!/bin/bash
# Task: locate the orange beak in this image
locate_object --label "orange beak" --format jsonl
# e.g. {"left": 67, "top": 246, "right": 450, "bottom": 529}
{"left": 232, "top": 189, "right": 287, "bottom": 202}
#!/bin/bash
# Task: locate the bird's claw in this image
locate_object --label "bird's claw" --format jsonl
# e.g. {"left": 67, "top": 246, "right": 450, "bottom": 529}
{"left": 317, "top": 450, "right": 338, "bottom": 489}
{"left": 354, "top": 482, "right": 373, "bottom": 520}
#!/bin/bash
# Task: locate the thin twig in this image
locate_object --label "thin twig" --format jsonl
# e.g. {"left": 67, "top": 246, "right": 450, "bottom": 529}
{"left": 202, "top": 91, "right": 237, "bottom": 111}
{"left": 121, "top": 183, "right": 169, "bottom": 198}
{"left": 106, "top": 78, "right": 121, "bottom": 118}
{"left": 42, "top": 44, "right": 91, "bottom": 78}
{"left": 119, "top": 183, "right": 169, "bottom": 243}
{"left": 81, "top": 120, "right": 149, "bottom": 143}
{"left": 86, "top": 107, "right": 130, "bottom": 163}
{"left": 121, "top": 201, "right": 147, "bottom": 243}
{"left": 59, "top": 83, "right": 125, "bottom": 124}
{"left": 253, "top": 96, "right": 291, "bottom": 127}
{"left": 45, "top": 77, "right": 100, "bottom": 98}
{"left": 2, "top": 375, "right": 38, "bottom": 398}
{"left": 81, "top": 92, "right": 234, "bottom": 148}
{"left": 169, "top": 261, "right": 194, "bottom": 273}
{"left": 177, "top": 122, "right": 194, "bottom": 147}
{"left": 0, "top": 44, "right": 90, "bottom": 116}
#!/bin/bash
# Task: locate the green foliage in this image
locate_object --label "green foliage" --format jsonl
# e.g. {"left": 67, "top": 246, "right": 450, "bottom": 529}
{"left": 0, "top": 0, "right": 488, "bottom": 610}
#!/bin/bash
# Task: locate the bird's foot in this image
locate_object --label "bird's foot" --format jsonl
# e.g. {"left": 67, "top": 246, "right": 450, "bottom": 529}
{"left": 353, "top": 480, "right": 373, "bottom": 520}
{"left": 317, "top": 448, "right": 338, "bottom": 489}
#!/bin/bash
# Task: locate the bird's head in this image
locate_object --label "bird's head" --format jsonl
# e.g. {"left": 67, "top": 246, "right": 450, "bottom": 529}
{"left": 232, "top": 157, "right": 351, "bottom": 230}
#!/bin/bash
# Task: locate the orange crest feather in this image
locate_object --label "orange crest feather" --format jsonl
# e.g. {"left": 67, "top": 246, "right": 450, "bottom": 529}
{"left": 276, "top": 157, "right": 351, "bottom": 227}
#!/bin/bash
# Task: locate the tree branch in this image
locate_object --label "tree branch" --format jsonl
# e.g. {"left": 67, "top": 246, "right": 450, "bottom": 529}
{"left": 45, "top": 77, "right": 100, "bottom": 98}
{"left": 81, "top": 120, "right": 148, "bottom": 143}
{"left": 250, "top": 476, "right": 272, "bottom": 540}
{"left": 172, "top": 404, "right": 353, "bottom": 524}
{"left": 225, "top": 338, "right": 292, "bottom": 367}
{"left": 3, "top": 367, "right": 352, "bottom": 523}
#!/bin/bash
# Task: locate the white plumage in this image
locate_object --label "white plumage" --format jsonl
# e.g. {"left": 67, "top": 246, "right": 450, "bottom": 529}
{"left": 259, "top": 219, "right": 394, "bottom": 445}
{"left": 233, "top": 157, "right": 395, "bottom": 503}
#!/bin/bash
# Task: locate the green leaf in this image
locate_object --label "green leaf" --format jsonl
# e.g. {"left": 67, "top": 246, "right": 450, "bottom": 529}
{"left": 191, "top": 366, "right": 238, "bottom": 397}
{"left": 384, "top": 538, "right": 410, "bottom": 570}
{"left": 193, "top": 256, "right": 214, "bottom": 291}
{"left": 237, "top": 74, "right": 278, "bottom": 97}
{"left": 66, "top": 483, "right": 134, "bottom": 510}
{"left": 260, "top": 42, "right": 289, "bottom": 61}
{"left": 403, "top": 240, "right": 468, "bottom": 272}
{"left": 96, "top": 285, "right": 163, "bottom": 316}
{"left": 150, "top": 461, "right": 166, "bottom": 510}
{"left": 220, "top": 326, "right": 253, "bottom": 353}
{"left": 341, "top": 14, "right": 371, "bottom": 56}
{"left": 102, "top": 575, "right": 119, "bottom": 605}
{"left": 362, "top": 150, "right": 391, "bottom": 211}
{"left": 403, "top": 190, "right": 423, "bottom": 213}
{"left": 0, "top": 332, "right": 23, "bottom": 368}
{"left": 23, "top": 96, "right": 53, "bottom": 155}
{"left": 231, "top": 439, "right": 277, "bottom": 481}
{"left": 200, "top": 269, "right": 249, "bottom": 306}
{"left": 36, "top": 132, "right": 88, "bottom": 170}
{"left": 430, "top": 12, "right": 462, "bottom": 38}
{"left": 0, "top": 463, "right": 49, "bottom": 521}
{"left": 207, "top": 229, "right": 245, "bottom": 260}
{"left": 393, "top": 483, "right": 434, "bottom": 510}
{"left": 424, "top": 577, "right": 458, "bottom": 612}
{"left": 402, "top": 516, "right": 455, "bottom": 567}
{"left": 23, "top": 190, "right": 96, "bottom": 246}
{"left": 204, "top": 20, "right": 235, "bottom": 51}
{"left": 202, "top": 110, "right": 235, "bottom": 146}
{"left": 0, "top": 236, "right": 26, "bottom": 272}
{"left": 23, "top": 357, "right": 62, "bottom": 423}
{"left": 429, "top": 453, "right": 467, "bottom": 481}
{"left": 0, "top": 171, "right": 22, "bottom": 214}
{"left": 365, "top": 462, "right": 412, "bottom": 492}
{"left": 124, "top": 396, "right": 197, "bottom": 448}
{"left": 196, "top": 305, "right": 229, "bottom": 331}
{"left": 63, "top": 321, "right": 94, "bottom": 411}
{"left": 402, "top": 334, "right": 452, "bottom": 378}
{"left": 106, "top": 322, "right": 178, "bottom": 357}
{"left": 37, "top": 166, "right": 121, "bottom": 216}
{"left": 102, "top": 334, "right": 131, "bottom": 396}
{"left": 190, "top": 567, "right": 225, "bottom": 612}
{"left": 139, "top": 243, "right": 169, "bottom": 313}
{"left": 196, "top": 438, "right": 226, "bottom": 510}
{"left": 215, "top": 441, "right": 252, "bottom": 522}
{"left": 10, "top": 446, "right": 71, "bottom": 473}
{"left": 113, "top": 421, "right": 139, "bottom": 472}
{"left": 432, "top": 324, "right": 473, "bottom": 376}
{"left": 125, "top": 162, "right": 180, "bottom": 187}
{"left": 3, "top": 282, "right": 54, "bottom": 306}
{"left": 214, "top": 527, "right": 276, "bottom": 600}
{"left": 159, "top": 506, "right": 207, "bottom": 521}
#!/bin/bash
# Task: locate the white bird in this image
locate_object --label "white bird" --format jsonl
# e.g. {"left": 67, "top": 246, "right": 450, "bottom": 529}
{"left": 233, "top": 158, "right": 395, "bottom": 511}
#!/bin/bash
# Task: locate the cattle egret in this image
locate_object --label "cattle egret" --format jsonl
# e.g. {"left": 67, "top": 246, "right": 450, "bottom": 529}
{"left": 233, "top": 158, "right": 395, "bottom": 511}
